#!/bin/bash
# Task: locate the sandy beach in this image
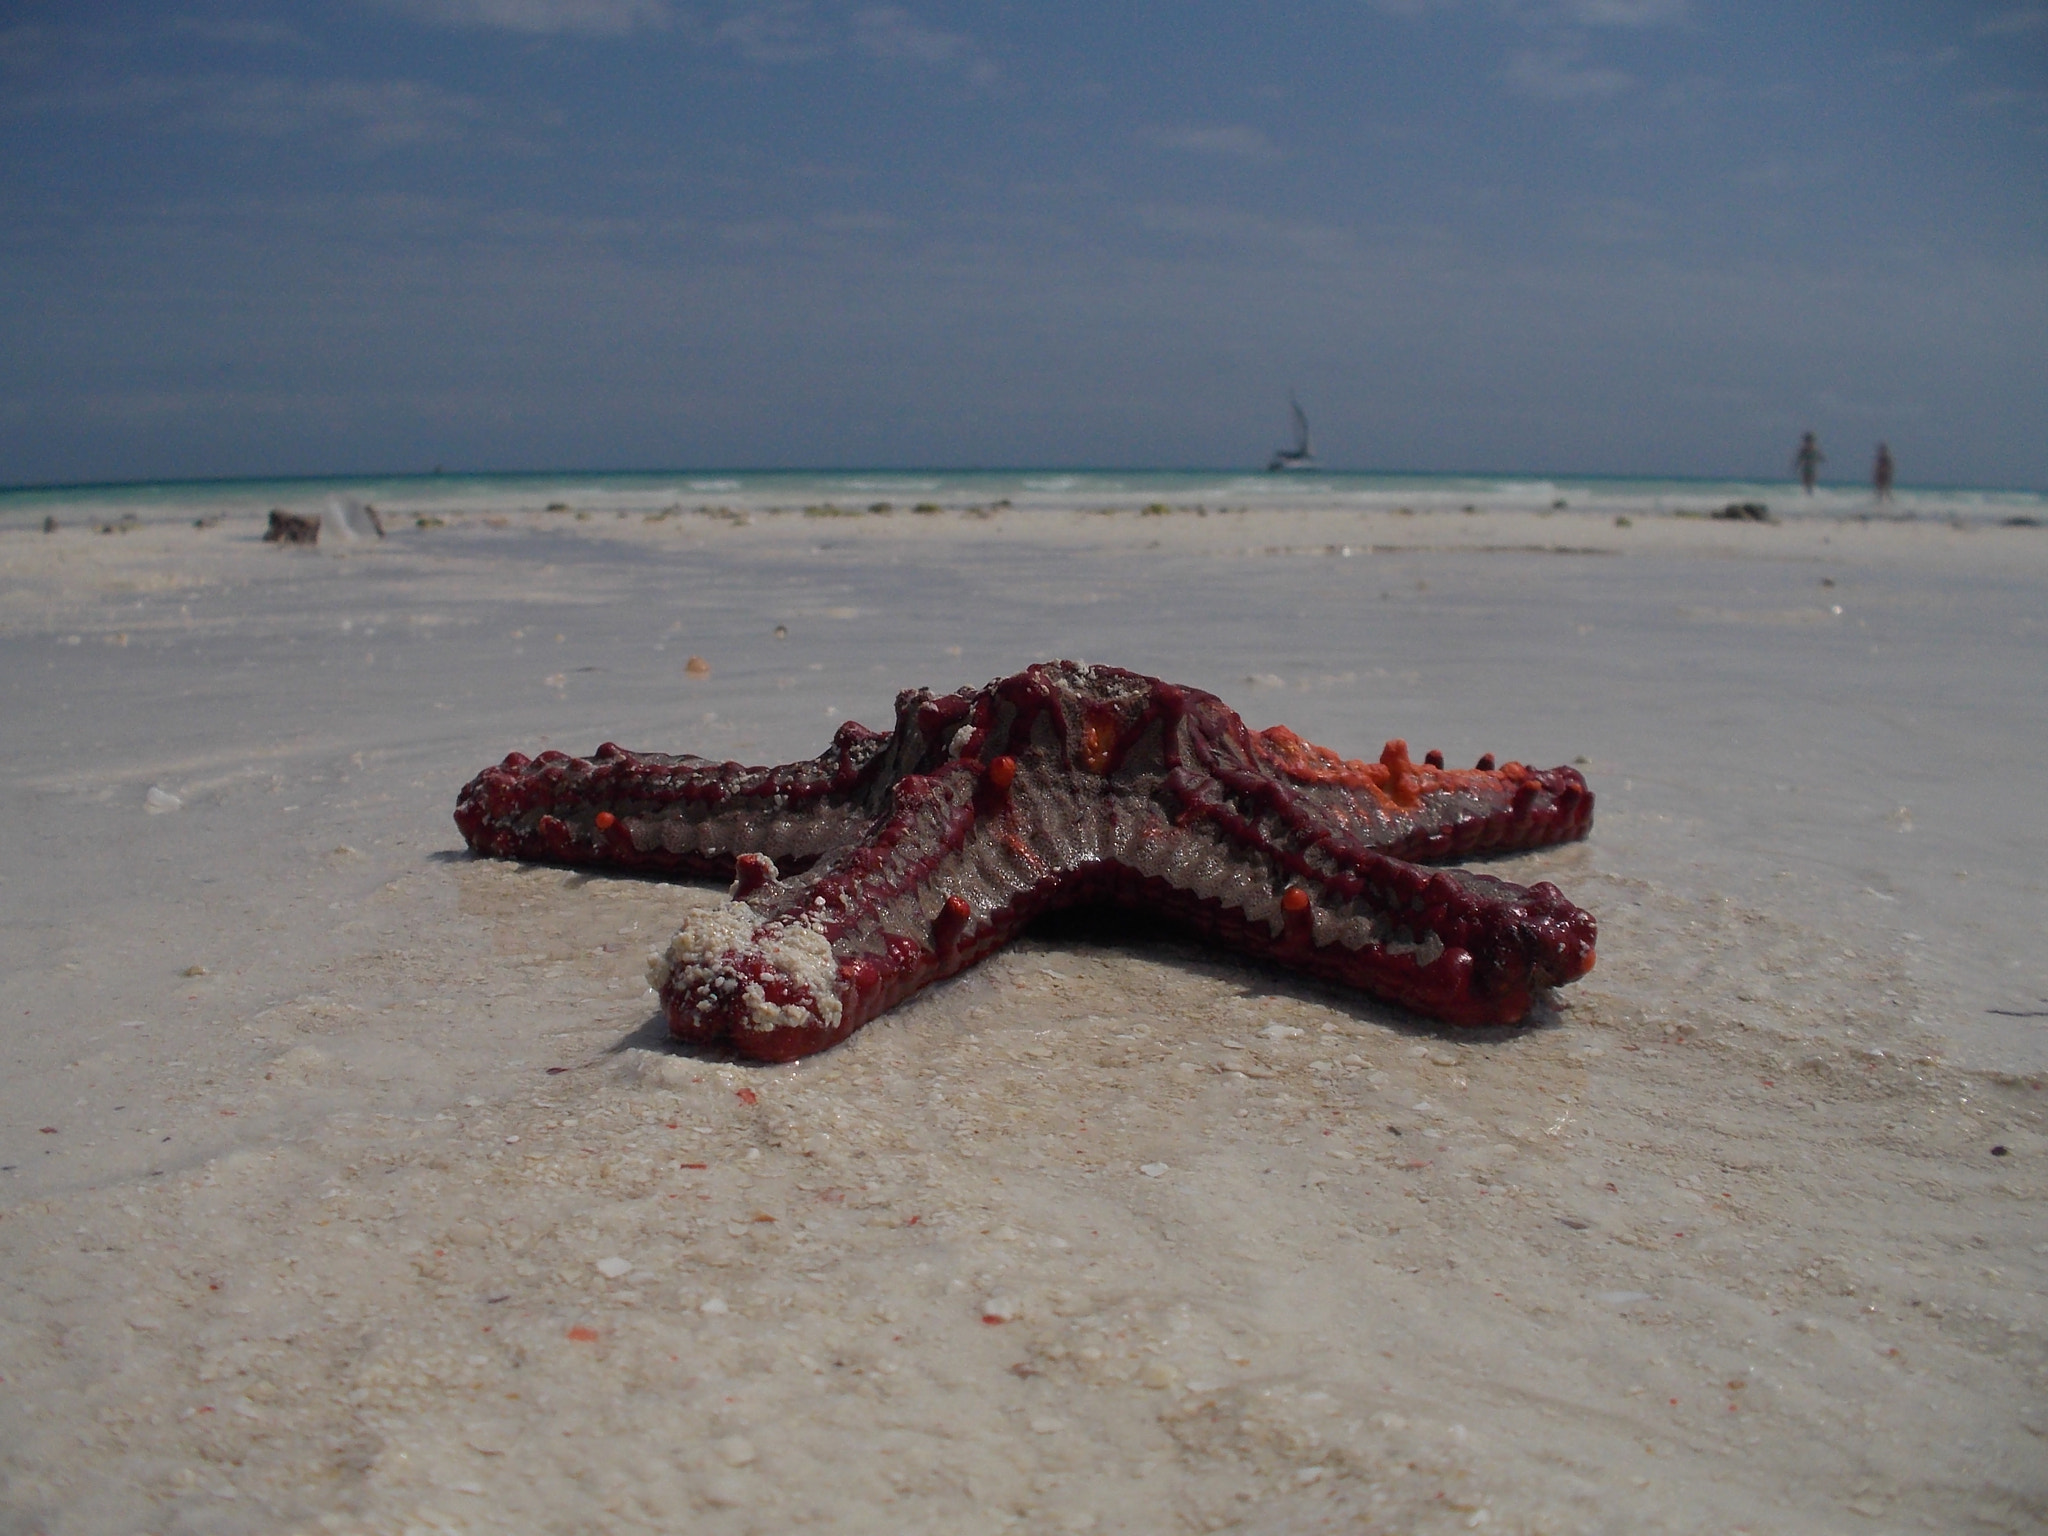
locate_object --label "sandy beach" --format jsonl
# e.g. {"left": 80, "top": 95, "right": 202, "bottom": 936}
{"left": 1, "top": 496, "right": 2043, "bottom": 1535}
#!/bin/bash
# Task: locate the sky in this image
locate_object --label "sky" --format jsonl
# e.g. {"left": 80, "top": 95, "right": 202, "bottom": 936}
{"left": 2, "top": 1, "right": 2044, "bottom": 488}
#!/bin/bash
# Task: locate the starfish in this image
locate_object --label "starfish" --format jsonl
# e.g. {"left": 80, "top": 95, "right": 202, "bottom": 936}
{"left": 455, "top": 662, "right": 1596, "bottom": 1062}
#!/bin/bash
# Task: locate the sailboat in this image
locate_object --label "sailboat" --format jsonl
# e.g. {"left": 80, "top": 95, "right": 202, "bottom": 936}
{"left": 1267, "top": 394, "right": 1316, "bottom": 472}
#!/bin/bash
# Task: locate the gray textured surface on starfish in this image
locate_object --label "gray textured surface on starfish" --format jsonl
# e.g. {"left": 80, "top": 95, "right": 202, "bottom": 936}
{"left": 455, "top": 661, "right": 1596, "bottom": 1061}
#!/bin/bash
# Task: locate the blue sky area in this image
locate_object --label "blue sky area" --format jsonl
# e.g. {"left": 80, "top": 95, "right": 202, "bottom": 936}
{"left": 3, "top": 1, "right": 2044, "bottom": 486}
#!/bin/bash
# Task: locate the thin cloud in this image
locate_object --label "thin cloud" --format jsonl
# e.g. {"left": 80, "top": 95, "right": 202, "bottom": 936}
{"left": 1368, "top": 0, "right": 1685, "bottom": 22}
{"left": 376, "top": 0, "right": 671, "bottom": 35}
{"left": 172, "top": 17, "right": 319, "bottom": 49}
{"left": 716, "top": 218, "right": 795, "bottom": 245}
{"left": 813, "top": 209, "right": 898, "bottom": 233}
{"left": 1959, "top": 86, "right": 2035, "bottom": 111}
{"left": 1561, "top": 0, "right": 1685, "bottom": 26}
{"left": 1139, "top": 124, "right": 1282, "bottom": 161}
{"left": 1503, "top": 46, "right": 1632, "bottom": 100}
{"left": 6, "top": 72, "right": 486, "bottom": 149}
{"left": 1132, "top": 201, "right": 1351, "bottom": 260}
{"left": 715, "top": 3, "right": 831, "bottom": 63}
{"left": 851, "top": 7, "right": 968, "bottom": 66}
{"left": 1866, "top": 44, "right": 1961, "bottom": 88}
{"left": 1974, "top": 6, "right": 2046, "bottom": 36}
{"left": 713, "top": 4, "right": 996, "bottom": 81}
{"left": 201, "top": 76, "right": 487, "bottom": 147}
{"left": 1565, "top": 195, "right": 1668, "bottom": 245}
{"left": 1733, "top": 156, "right": 1828, "bottom": 191}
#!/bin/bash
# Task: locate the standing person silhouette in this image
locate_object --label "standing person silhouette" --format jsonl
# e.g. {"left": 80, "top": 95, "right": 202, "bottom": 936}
{"left": 1793, "top": 430, "right": 1825, "bottom": 494}
{"left": 1873, "top": 442, "right": 1895, "bottom": 503}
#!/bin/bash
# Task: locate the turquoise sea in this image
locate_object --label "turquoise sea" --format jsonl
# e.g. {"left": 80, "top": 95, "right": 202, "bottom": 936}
{"left": 3, "top": 467, "right": 2044, "bottom": 531}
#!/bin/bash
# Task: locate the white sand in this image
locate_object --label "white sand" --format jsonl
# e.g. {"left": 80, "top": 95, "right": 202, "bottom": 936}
{"left": 1, "top": 499, "right": 2042, "bottom": 1534}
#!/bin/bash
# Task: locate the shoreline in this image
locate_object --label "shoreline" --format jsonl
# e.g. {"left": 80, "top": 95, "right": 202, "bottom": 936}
{"left": 7, "top": 470, "right": 2045, "bottom": 537}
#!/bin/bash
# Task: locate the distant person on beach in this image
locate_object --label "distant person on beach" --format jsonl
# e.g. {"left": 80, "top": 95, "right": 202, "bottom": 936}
{"left": 1793, "top": 430, "right": 1825, "bottom": 494}
{"left": 1873, "top": 441, "right": 1895, "bottom": 503}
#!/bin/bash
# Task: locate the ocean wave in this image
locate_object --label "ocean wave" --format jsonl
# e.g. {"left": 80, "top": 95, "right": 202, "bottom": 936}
{"left": 836, "top": 479, "right": 943, "bottom": 494}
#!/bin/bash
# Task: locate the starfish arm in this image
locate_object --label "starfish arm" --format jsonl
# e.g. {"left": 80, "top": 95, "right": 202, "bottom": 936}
{"left": 451, "top": 723, "right": 900, "bottom": 877}
{"left": 450, "top": 682, "right": 992, "bottom": 877}
{"left": 1106, "top": 837, "right": 1595, "bottom": 1028}
{"left": 651, "top": 763, "right": 1018, "bottom": 1061}
{"left": 1241, "top": 727, "right": 1594, "bottom": 862}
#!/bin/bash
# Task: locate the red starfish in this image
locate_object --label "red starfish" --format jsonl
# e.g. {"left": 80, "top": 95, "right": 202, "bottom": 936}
{"left": 455, "top": 662, "right": 1596, "bottom": 1062}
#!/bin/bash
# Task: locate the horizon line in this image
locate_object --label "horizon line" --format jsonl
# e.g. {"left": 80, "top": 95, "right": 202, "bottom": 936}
{"left": 5, "top": 465, "right": 2043, "bottom": 499}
